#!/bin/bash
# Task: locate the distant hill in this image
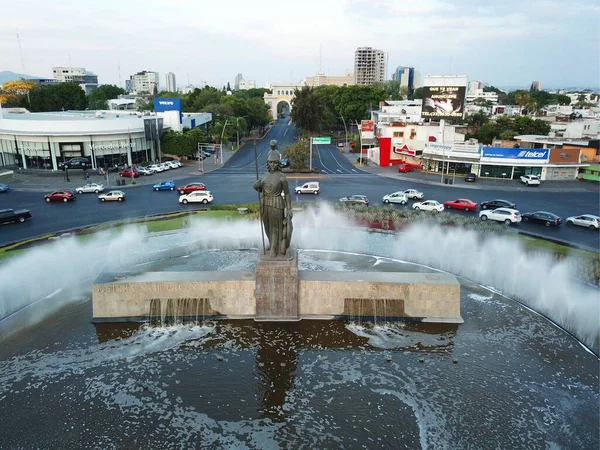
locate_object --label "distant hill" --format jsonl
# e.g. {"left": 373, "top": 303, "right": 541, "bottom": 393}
{"left": 0, "top": 71, "right": 44, "bottom": 85}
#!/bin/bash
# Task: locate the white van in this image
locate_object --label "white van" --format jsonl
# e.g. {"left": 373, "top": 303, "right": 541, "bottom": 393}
{"left": 295, "top": 181, "right": 320, "bottom": 195}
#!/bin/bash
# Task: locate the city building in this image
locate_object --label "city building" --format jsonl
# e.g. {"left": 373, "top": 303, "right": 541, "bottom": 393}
{"left": 128, "top": 71, "right": 159, "bottom": 94}
{"left": 0, "top": 108, "right": 212, "bottom": 170}
{"left": 391, "top": 66, "right": 421, "bottom": 93}
{"left": 466, "top": 88, "right": 499, "bottom": 105}
{"left": 234, "top": 73, "right": 244, "bottom": 90}
{"left": 52, "top": 67, "right": 98, "bottom": 84}
{"left": 238, "top": 79, "right": 256, "bottom": 90}
{"left": 165, "top": 72, "right": 176, "bottom": 92}
{"left": 370, "top": 100, "right": 422, "bottom": 125}
{"left": 530, "top": 81, "right": 542, "bottom": 92}
{"left": 354, "top": 47, "right": 386, "bottom": 85}
{"left": 125, "top": 79, "right": 132, "bottom": 93}
{"left": 302, "top": 70, "right": 354, "bottom": 87}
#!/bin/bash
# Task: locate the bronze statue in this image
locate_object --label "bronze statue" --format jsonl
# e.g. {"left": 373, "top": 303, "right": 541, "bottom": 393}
{"left": 253, "top": 140, "right": 293, "bottom": 258}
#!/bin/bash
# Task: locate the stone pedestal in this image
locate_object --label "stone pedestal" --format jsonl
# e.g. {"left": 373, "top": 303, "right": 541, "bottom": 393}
{"left": 254, "top": 250, "right": 299, "bottom": 321}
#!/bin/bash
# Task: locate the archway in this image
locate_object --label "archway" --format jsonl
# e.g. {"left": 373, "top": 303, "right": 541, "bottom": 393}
{"left": 276, "top": 100, "right": 291, "bottom": 119}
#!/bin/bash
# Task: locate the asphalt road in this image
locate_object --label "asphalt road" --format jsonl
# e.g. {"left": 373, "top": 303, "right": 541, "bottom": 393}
{"left": 1, "top": 119, "right": 599, "bottom": 251}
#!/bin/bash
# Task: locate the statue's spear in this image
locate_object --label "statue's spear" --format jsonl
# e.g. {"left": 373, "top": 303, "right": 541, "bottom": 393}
{"left": 254, "top": 137, "right": 266, "bottom": 255}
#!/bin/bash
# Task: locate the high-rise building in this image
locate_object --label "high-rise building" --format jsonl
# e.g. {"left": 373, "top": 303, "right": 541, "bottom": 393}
{"left": 530, "top": 81, "right": 542, "bottom": 92}
{"left": 391, "top": 66, "right": 421, "bottom": 93}
{"left": 128, "top": 71, "right": 159, "bottom": 94}
{"left": 354, "top": 47, "right": 386, "bottom": 85}
{"left": 234, "top": 73, "right": 244, "bottom": 90}
{"left": 52, "top": 67, "right": 98, "bottom": 84}
{"left": 166, "top": 72, "right": 176, "bottom": 92}
{"left": 239, "top": 79, "right": 256, "bottom": 90}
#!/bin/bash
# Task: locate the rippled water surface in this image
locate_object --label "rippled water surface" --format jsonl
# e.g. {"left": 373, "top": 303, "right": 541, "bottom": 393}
{"left": 0, "top": 249, "right": 597, "bottom": 449}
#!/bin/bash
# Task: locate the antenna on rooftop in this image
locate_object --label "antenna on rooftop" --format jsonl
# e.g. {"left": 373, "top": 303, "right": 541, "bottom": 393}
{"left": 319, "top": 43, "right": 322, "bottom": 73}
{"left": 16, "top": 32, "right": 26, "bottom": 73}
{"left": 68, "top": 53, "right": 72, "bottom": 65}
{"left": 118, "top": 60, "right": 122, "bottom": 88}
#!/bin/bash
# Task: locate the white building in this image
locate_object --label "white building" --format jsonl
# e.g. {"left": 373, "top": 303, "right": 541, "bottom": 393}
{"left": 370, "top": 100, "right": 423, "bottom": 125}
{"left": 52, "top": 67, "right": 98, "bottom": 84}
{"left": 466, "top": 88, "right": 499, "bottom": 104}
{"left": 354, "top": 47, "right": 386, "bottom": 85}
{"left": 234, "top": 73, "right": 244, "bottom": 90}
{"left": 302, "top": 70, "right": 354, "bottom": 87}
{"left": 129, "top": 71, "right": 159, "bottom": 94}
{"left": 239, "top": 79, "right": 256, "bottom": 90}
{"left": 165, "top": 72, "right": 176, "bottom": 92}
{"left": 550, "top": 118, "right": 599, "bottom": 139}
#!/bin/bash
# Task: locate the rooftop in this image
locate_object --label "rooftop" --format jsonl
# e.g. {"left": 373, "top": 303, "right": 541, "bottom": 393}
{"left": 0, "top": 110, "right": 153, "bottom": 121}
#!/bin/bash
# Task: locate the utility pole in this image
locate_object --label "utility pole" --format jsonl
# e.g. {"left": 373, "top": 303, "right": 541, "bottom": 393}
{"left": 219, "top": 118, "right": 229, "bottom": 163}
{"left": 339, "top": 116, "right": 348, "bottom": 152}
{"left": 309, "top": 136, "right": 313, "bottom": 171}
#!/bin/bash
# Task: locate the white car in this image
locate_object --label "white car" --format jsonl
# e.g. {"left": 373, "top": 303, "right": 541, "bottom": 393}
{"left": 136, "top": 166, "right": 155, "bottom": 176}
{"left": 99, "top": 190, "right": 126, "bottom": 202}
{"left": 566, "top": 214, "right": 600, "bottom": 229}
{"left": 479, "top": 207, "right": 521, "bottom": 225}
{"left": 148, "top": 164, "right": 164, "bottom": 173}
{"left": 76, "top": 183, "right": 104, "bottom": 194}
{"left": 165, "top": 161, "right": 180, "bottom": 169}
{"left": 159, "top": 162, "right": 171, "bottom": 171}
{"left": 382, "top": 191, "right": 408, "bottom": 205}
{"left": 412, "top": 200, "right": 444, "bottom": 213}
{"left": 403, "top": 189, "right": 424, "bottom": 199}
{"left": 520, "top": 174, "right": 541, "bottom": 186}
{"left": 295, "top": 182, "right": 320, "bottom": 194}
{"left": 179, "top": 191, "right": 213, "bottom": 204}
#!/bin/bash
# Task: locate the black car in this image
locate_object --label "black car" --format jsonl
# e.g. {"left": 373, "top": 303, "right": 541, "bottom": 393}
{"left": 521, "top": 211, "right": 562, "bottom": 227}
{"left": 59, "top": 157, "right": 91, "bottom": 170}
{"left": 339, "top": 195, "right": 369, "bottom": 206}
{"left": 465, "top": 173, "right": 477, "bottom": 182}
{"left": 480, "top": 199, "right": 516, "bottom": 210}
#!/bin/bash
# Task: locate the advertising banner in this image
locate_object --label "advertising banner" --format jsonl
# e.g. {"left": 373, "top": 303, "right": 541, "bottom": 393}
{"left": 153, "top": 98, "right": 183, "bottom": 123}
{"left": 425, "top": 143, "right": 480, "bottom": 153}
{"left": 421, "top": 86, "right": 466, "bottom": 119}
{"left": 549, "top": 148, "right": 580, "bottom": 163}
{"left": 393, "top": 144, "right": 415, "bottom": 156}
{"left": 482, "top": 147, "right": 549, "bottom": 160}
{"left": 361, "top": 120, "right": 374, "bottom": 132}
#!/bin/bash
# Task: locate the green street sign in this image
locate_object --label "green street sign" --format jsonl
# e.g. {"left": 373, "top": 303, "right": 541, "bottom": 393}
{"left": 312, "top": 137, "right": 331, "bottom": 144}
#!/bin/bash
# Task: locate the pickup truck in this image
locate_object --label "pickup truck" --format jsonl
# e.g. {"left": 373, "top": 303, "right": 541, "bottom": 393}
{"left": 0, "top": 208, "right": 33, "bottom": 224}
{"left": 520, "top": 174, "right": 541, "bottom": 186}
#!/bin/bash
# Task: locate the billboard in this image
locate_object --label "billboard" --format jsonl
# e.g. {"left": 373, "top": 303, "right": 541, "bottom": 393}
{"left": 143, "top": 118, "right": 164, "bottom": 141}
{"left": 421, "top": 86, "right": 466, "bottom": 119}
{"left": 424, "top": 143, "right": 480, "bottom": 153}
{"left": 549, "top": 148, "right": 580, "bottom": 163}
{"left": 153, "top": 98, "right": 183, "bottom": 123}
{"left": 482, "top": 147, "right": 549, "bottom": 160}
{"left": 393, "top": 144, "right": 415, "bottom": 156}
{"left": 361, "top": 120, "right": 374, "bottom": 132}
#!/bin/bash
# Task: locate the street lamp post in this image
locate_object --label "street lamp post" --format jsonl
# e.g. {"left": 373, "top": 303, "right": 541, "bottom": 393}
{"left": 219, "top": 118, "right": 229, "bottom": 164}
{"left": 236, "top": 115, "right": 249, "bottom": 149}
{"left": 339, "top": 116, "right": 348, "bottom": 152}
{"left": 354, "top": 120, "right": 363, "bottom": 165}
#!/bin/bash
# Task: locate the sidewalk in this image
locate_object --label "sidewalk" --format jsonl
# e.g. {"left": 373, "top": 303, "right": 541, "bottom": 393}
{"left": 0, "top": 150, "right": 236, "bottom": 192}
{"left": 342, "top": 152, "right": 599, "bottom": 194}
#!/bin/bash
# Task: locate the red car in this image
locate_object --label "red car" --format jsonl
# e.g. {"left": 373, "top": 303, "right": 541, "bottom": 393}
{"left": 444, "top": 198, "right": 478, "bottom": 211}
{"left": 45, "top": 190, "right": 77, "bottom": 203}
{"left": 119, "top": 169, "right": 140, "bottom": 178}
{"left": 177, "top": 182, "right": 206, "bottom": 195}
{"left": 398, "top": 164, "right": 413, "bottom": 173}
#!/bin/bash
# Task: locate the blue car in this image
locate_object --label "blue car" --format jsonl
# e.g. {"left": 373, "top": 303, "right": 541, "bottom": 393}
{"left": 153, "top": 180, "right": 175, "bottom": 191}
{"left": 0, "top": 184, "right": 10, "bottom": 193}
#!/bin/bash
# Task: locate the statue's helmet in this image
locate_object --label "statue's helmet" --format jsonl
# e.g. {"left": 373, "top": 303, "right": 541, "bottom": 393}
{"left": 270, "top": 139, "right": 278, "bottom": 149}
{"left": 266, "top": 150, "right": 281, "bottom": 163}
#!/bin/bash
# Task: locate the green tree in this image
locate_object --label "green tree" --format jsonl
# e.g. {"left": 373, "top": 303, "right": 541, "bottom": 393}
{"left": 160, "top": 131, "right": 195, "bottom": 157}
{"left": 466, "top": 110, "right": 489, "bottom": 132}
{"left": 28, "top": 82, "right": 87, "bottom": 112}
{"left": 87, "top": 84, "right": 126, "bottom": 110}
{"left": 246, "top": 97, "right": 270, "bottom": 130}
{"left": 283, "top": 140, "right": 310, "bottom": 170}
{"left": 291, "top": 86, "right": 325, "bottom": 134}
{"left": 412, "top": 87, "right": 423, "bottom": 100}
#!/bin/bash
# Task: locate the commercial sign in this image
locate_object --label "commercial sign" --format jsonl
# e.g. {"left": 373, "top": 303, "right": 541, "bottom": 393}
{"left": 549, "top": 148, "right": 580, "bottom": 163}
{"left": 393, "top": 144, "right": 415, "bottom": 156}
{"left": 421, "top": 86, "right": 466, "bottom": 119}
{"left": 425, "top": 143, "right": 480, "bottom": 153}
{"left": 312, "top": 137, "right": 331, "bottom": 144}
{"left": 361, "top": 120, "right": 374, "bottom": 133}
{"left": 144, "top": 118, "right": 164, "bottom": 141}
{"left": 90, "top": 142, "right": 135, "bottom": 151}
{"left": 153, "top": 98, "right": 183, "bottom": 123}
{"left": 482, "top": 147, "right": 549, "bottom": 160}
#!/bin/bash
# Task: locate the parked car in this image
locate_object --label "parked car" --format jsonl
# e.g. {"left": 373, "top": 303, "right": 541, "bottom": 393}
{"left": 136, "top": 166, "right": 155, "bottom": 176}
{"left": 179, "top": 190, "right": 213, "bottom": 204}
{"left": 412, "top": 200, "right": 444, "bottom": 213}
{"left": 397, "top": 164, "right": 413, "bottom": 173}
{"left": 158, "top": 162, "right": 171, "bottom": 171}
{"left": 148, "top": 164, "right": 165, "bottom": 173}
{"left": 464, "top": 173, "right": 477, "bottom": 182}
{"left": 479, "top": 208, "right": 521, "bottom": 225}
{"left": 0, "top": 183, "right": 11, "bottom": 193}
{"left": 295, "top": 181, "right": 319, "bottom": 194}
{"left": 165, "top": 161, "right": 180, "bottom": 169}
{"left": 153, "top": 180, "right": 175, "bottom": 191}
{"left": 45, "top": 190, "right": 76, "bottom": 203}
{"left": 382, "top": 191, "right": 408, "bottom": 205}
{"left": 520, "top": 174, "right": 541, "bottom": 186}
{"left": 99, "top": 190, "right": 126, "bottom": 202}
{"left": 403, "top": 189, "right": 424, "bottom": 199}
{"left": 480, "top": 199, "right": 516, "bottom": 210}
{"left": 339, "top": 195, "right": 369, "bottom": 206}
{"left": 0, "top": 208, "right": 32, "bottom": 224}
{"left": 58, "top": 157, "right": 90, "bottom": 170}
{"left": 566, "top": 214, "right": 600, "bottom": 230}
{"left": 444, "top": 198, "right": 478, "bottom": 211}
{"left": 119, "top": 169, "right": 140, "bottom": 178}
{"left": 177, "top": 182, "right": 206, "bottom": 195}
{"left": 521, "top": 211, "right": 562, "bottom": 227}
{"left": 76, "top": 183, "right": 105, "bottom": 194}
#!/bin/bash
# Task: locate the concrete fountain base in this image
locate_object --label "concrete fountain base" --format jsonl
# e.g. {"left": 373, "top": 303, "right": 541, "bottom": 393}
{"left": 92, "top": 253, "right": 463, "bottom": 323}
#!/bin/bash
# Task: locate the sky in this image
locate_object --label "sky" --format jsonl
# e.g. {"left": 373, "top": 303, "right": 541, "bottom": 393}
{"left": 1, "top": 0, "right": 599, "bottom": 90}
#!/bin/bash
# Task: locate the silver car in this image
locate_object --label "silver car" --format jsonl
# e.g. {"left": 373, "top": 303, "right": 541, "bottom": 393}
{"left": 403, "top": 189, "right": 424, "bottom": 199}
{"left": 76, "top": 183, "right": 105, "bottom": 194}
{"left": 99, "top": 190, "right": 126, "bottom": 202}
{"left": 566, "top": 214, "right": 600, "bottom": 229}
